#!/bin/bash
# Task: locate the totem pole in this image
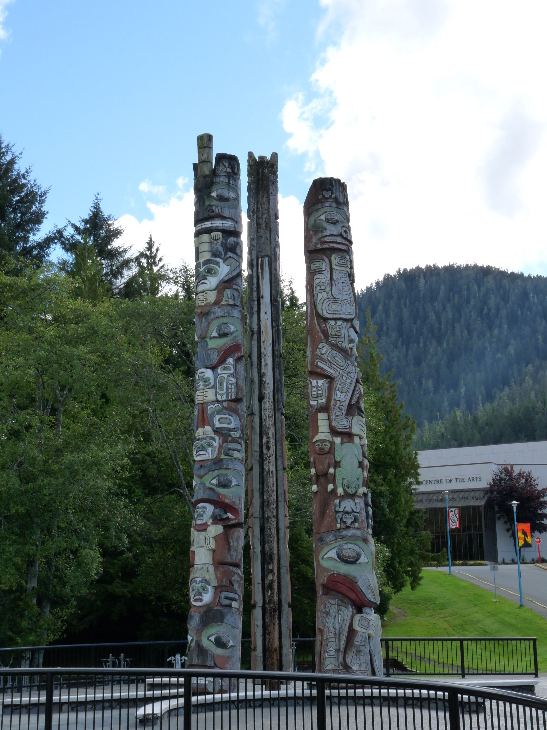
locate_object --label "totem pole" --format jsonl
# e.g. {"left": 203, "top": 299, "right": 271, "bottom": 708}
{"left": 187, "top": 134, "right": 245, "bottom": 671}
{"left": 304, "top": 177, "right": 383, "bottom": 675}
{"left": 246, "top": 152, "right": 292, "bottom": 672}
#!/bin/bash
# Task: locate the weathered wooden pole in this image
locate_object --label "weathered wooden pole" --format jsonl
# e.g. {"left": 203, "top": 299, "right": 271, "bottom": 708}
{"left": 187, "top": 134, "right": 245, "bottom": 672}
{"left": 304, "top": 177, "right": 383, "bottom": 675}
{"left": 246, "top": 152, "right": 292, "bottom": 672}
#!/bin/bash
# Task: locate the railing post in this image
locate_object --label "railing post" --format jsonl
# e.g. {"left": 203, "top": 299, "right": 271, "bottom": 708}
{"left": 316, "top": 677, "right": 326, "bottom": 730}
{"left": 533, "top": 638, "right": 539, "bottom": 678}
{"left": 385, "top": 640, "right": 391, "bottom": 677}
{"left": 459, "top": 639, "right": 465, "bottom": 678}
{"left": 184, "top": 672, "right": 192, "bottom": 730}
{"left": 44, "top": 672, "right": 54, "bottom": 730}
{"left": 448, "top": 689, "right": 461, "bottom": 730}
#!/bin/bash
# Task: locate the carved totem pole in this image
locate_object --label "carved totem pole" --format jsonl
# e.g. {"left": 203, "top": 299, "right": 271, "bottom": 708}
{"left": 188, "top": 134, "right": 245, "bottom": 671}
{"left": 246, "top": 152, "right": 292, "bottom": 672}
{"left": 304, "top": 177, "right": 383, "bottom": 675}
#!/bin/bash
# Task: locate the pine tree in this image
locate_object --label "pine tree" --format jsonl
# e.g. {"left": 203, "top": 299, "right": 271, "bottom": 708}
{"left": 0, "top": 135, "right": 52, "bottom": 264}
{"left": 58, "top": 194, "right": 133, "bottom": 294}
{"left": 69, "top": 235, "right": 108, "bottom": 301}
{"left": 123, "top": 235, "right": 167, "bottom": 298}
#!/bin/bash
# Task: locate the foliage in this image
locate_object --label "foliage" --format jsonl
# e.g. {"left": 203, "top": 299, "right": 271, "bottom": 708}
{"left": 64, "top": 270, "right": 197, "bottom": 642}
{"left": 56, "top": 194, "right": 133, "bottom": 294}
{"left": 382, "top": 570, "right": 547, "bottom": 670}
{"left": 67, "top": 236, "right": 108, "bottom": 302}
{"left": 0, "top": 135, "right": 53, "bottom": 264}
{"left": 358, "top": 311, "right": 428, "bottom": 613}
{"left": 414, "top": 365, "right": 547, "bottom": 449}
{"left": 123, "top": 235, "right": 168, "bottom": 299}
{"left": 0, "top": 260, "right": 133, "bottom": 645}
{"left": 486, "top": 465, "right": 547, "bottom": 548}
{"left": 358, "top": 265, "right": 547, "bottom": 427}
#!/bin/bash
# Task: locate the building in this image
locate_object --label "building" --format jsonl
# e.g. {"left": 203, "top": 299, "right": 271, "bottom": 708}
{"left": 416, "top": 442, "right": 547, "bottom": 563}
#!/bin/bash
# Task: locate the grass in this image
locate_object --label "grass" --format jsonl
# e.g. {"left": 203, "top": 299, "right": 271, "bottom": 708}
{"left": 382, "top": 569, "right": 547, "bottom": 671}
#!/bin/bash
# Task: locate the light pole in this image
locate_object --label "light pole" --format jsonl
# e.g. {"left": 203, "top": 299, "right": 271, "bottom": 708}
{"left": 511, "top": 500, "right": 524, "bottom": 607}
{"left": 445, "top": 490, "right": 452, "bottom": 575}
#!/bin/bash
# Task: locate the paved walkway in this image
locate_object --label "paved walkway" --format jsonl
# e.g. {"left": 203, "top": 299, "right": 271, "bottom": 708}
{"left": 434, "top": 565, "right": 547, "bottom": 618}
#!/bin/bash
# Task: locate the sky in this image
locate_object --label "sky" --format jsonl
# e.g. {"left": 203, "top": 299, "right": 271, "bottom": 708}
{"left": 1, "top": 0, "right": 547, "bottom": 300}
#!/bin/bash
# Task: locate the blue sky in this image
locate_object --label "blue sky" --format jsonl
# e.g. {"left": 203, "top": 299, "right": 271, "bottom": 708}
{"left": 2, "top": 0, "right": 547, "bottom": 298}
{"left": 0, "top": 0, "right": 319, "bottom": 218}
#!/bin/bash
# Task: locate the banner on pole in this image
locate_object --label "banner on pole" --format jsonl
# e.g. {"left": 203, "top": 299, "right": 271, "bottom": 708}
{"left": 448, "top": 507, "right": 460, "bottom": 529}
{"left": 518, "top": 523, "right": 532, "bottom": 547}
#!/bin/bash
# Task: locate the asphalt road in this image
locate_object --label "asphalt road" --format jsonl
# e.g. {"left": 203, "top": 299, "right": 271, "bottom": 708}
{"left": 436, "top": 564, "right": 547, "bottom": 618}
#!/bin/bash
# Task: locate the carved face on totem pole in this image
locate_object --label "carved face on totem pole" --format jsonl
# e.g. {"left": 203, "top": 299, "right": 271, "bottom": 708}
{"left": 305, "top": 177, "right": 382, "bottom": 676}
{"left": 188, "top": 136, "right": 245, "bottom": 672}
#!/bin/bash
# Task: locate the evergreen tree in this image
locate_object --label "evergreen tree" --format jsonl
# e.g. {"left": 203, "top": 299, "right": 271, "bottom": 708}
{"left": 58, "top": 194, "right": 133, "bottom": 294}
{"left": 0, "top": 135, "right": 53, "bottom": 264}
{"left": 123, "top": 235, "right": 167, "bottom": 298}
{"left": 358, "top": 311, "right": 427, "bottom": 607}
{"left": 68, "top": 235, "right": 108, "bottom": 302}
{"left": 414, "top": 365, "right": 547, "bottom": 449}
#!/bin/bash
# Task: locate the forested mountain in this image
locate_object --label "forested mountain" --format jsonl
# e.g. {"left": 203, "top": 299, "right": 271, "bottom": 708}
{"left": 414, "top": 365, "right": 547, "bottom": 450}
{"left": 357, "top": 265, "right": 547, "bottom": 427}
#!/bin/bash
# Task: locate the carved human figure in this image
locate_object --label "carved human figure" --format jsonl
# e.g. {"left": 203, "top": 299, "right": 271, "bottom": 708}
{"left": 305, "top": 177, "right": 382, "bottom": 675}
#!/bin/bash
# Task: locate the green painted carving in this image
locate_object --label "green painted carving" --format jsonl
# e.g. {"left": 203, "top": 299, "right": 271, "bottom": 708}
{"left": 334, "top": 436, "right": 364, "bottom": 495}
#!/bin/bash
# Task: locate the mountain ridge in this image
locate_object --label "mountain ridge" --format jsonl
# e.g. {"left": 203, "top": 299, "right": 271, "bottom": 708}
{"left": 356, "top": 264, "right": 547, "bottom": 428}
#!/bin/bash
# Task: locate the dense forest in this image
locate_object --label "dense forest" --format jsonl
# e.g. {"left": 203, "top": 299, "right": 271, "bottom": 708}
{"left": 0, "top": 134, "right": 424, "bottom": 648}
{"left": 414, "top": 365, "right": 547, "bottom": 450}
{"left": 357, "top": 265, "right": 547, "bottom": 428}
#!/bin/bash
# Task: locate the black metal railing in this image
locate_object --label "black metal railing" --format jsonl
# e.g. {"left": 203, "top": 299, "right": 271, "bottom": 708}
{"left": 1, "top": 666, "right": 546, "bottom": 730}
{"left": 383, "top": 637, "right": 539, "bottom": 677}
{"left": 0, "top": 637, "right": 538, "bottom": 677}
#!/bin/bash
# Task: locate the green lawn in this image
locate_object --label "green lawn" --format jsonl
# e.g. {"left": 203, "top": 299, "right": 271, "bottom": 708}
{"left": 382, "top": 569, "right": 547, "bottom": 671}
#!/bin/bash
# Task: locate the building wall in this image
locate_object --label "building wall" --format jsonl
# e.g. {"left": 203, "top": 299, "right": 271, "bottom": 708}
{"left": 417, "top": 441, "right": 547, "bottom": 563}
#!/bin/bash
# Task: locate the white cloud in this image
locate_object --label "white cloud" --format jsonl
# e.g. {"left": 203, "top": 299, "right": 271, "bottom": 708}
{"left": 257, "top": 0, "right": 286, "bottom": 39}
{"left": 0, "top": 0, "right": 13, "bottom": 47}
{"left": 117, "top": 191, "right": 195, "bottom": 268}
{"left": 138, "top": 179, "right": 168, "bottom": 198}
{"left": 282, "top": 0, "right": 547, "bottom": 289}
{"left": 279, "top": 194, "right": 306, "bottom": 298}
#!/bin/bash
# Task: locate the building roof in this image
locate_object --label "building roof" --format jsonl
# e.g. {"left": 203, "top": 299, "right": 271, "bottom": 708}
{"left": 418, "top": 441, "right": 547, "bottom": 468}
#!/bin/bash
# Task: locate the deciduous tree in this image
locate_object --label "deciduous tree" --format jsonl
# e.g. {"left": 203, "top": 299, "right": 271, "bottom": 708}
{"left": 487, "top": 465, "right": 547, "bottom": 550}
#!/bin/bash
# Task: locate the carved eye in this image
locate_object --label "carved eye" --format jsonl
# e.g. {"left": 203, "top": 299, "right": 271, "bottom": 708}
{"left": 210, "top": 188, "right": 237, "bottom": 202}
{"left": 325, "top": 211, "right": 343, "bottom": 223}
{"left": 323, "top": 543, "right": 368, "bottom": 565}
{"left": 202, "top": 265, "right": 220, "bottom": 277}
{"left": 208, "top": 633, "right": 235, "bottom": 650}
{"left": 210, "top": 474, "right": 239, "bottom": 489}
{"left": 210, "top": 322, "right": 237, "bottom": 338}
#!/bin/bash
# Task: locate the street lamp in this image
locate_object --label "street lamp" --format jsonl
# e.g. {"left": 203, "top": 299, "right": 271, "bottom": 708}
{"left": 511, "top": 500, "right": 524, "bottom": 607}
{"left": 444, "top": 490, "right": 452, "bottom": 575}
